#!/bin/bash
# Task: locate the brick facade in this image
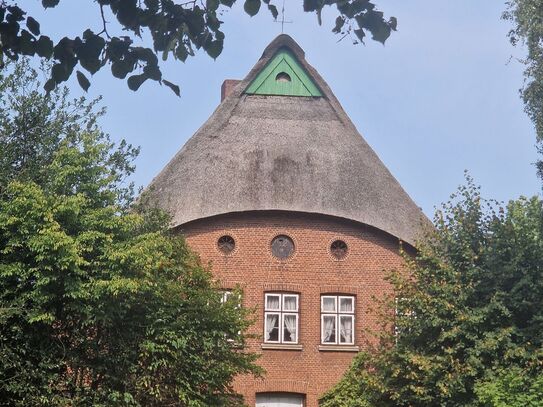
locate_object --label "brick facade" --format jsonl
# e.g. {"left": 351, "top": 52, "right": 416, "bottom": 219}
{"left": 177, "top": 210, "right": 408, "bottom": 406}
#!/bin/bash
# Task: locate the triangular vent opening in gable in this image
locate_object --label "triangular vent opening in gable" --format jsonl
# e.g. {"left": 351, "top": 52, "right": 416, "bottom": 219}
{"left": 245, "top": 48, "right": 322, "bottom": 97}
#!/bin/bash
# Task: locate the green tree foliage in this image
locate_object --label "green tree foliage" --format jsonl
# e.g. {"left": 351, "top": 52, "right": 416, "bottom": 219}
{"left": 0, "top": 61, "right": 260, "bottom": 406}
{"left": 475, "top": 367, "right": 543, "bottom": 407}
{"left": 0, "top": 1, "right": 396, "bottom": 95}
{"left": 0, "top": 60, "right": 109, "bottom": 190}
{"left": 503, "top": 0, "right": 543, "bottom": 180}
{"left": 320, "top": 176, "right": 543, "bottom": 406}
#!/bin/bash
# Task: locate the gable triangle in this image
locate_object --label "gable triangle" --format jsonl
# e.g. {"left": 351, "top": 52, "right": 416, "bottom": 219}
{"left": 245, "top": 48, "right": 322, "bottom": 97}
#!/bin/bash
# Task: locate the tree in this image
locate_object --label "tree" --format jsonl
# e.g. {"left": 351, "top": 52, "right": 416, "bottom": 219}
{"left": 503, "top": 0, "right": 543, "bottom": 181}
{"left": 320, "top": 176, "right": 543, "bottom": 406}
{"left": 0, "top": 60, "right": 260, "bottom": 406}
{"left": 475, "top": 367, "right": 543, "bottom": 407}
{"left": 0, "top": 0, "right": 397, "bottom": 95}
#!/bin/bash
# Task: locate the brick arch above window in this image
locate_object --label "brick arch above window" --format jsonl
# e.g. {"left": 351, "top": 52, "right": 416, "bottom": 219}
{"left": 319, "top": 285, "right": 360, "bottom": 294}
{"left": 263, "top": 283, "right": 303, "bottom": 292}
{"left": 253, "top": 379, "right": 309, "bottom": 395}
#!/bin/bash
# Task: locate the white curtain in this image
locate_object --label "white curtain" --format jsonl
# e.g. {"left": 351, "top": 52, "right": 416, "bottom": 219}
{"left": 322, "top": 315, "right": 336, "bottom": 343}
{"left": 283, "top": 296, "right": 297, "bottom": 311}
{"left": 340, "top": 297, "right": 353, "bottom": 312}
{"left": 340, "top": 316, "right": 353, "bottom": 343}
{"left": 266, "top": 295, "right": 280, "bottom": 310}
{"left": 283, "top": 314, "right": 297, "bottom": 342}
{"left": 322, "top": 297, "right": 336, "bottom": 312}
{"left": 266, "top": 314, "right": 279, "bottom": 341}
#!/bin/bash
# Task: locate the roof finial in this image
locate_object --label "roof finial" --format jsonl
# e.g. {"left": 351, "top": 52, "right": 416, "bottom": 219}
{"left": 276, "top": 0, "right": 292, "bottom": 33}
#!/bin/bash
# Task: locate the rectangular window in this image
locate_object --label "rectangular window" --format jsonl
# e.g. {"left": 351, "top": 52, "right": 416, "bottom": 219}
{"left": 264, "top": 293, "right": 299, "bottom": 344}
{"left": 220, "top": 289, "right": 242, "bottom": 342}
{"left": 321, "top": 295, "right": 355, "bottom": 345}
{"left": 394, "top": 297, "right": 415, "bottom": 339}
{"left": 221, "top": 290, "right": 233, "bottom": 304}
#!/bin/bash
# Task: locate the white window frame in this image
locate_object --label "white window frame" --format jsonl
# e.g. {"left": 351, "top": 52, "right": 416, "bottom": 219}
{"left": 321, "top": 294, "right": 355, "bottom": 345}
{"left": 394, "top": 297, "right": 416, "bottom": 338}
{"left": 220, "top": 289, "right": 243, "bottom": 341}
{"left": 264, "top": 293, "right": 299, "bottom": 344}
{"left": 221, "top": 290, "right": 232, "bottom": 304}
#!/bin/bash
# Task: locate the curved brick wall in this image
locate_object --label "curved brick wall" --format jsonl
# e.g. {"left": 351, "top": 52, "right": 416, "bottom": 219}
{"left": 177, "top": 211, "right": 407, "bottom": 406}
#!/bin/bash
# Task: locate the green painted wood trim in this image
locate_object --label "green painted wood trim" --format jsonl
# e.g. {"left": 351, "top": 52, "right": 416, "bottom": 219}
{"left": 245, "top": 49, "right": 323, "bottom": 97}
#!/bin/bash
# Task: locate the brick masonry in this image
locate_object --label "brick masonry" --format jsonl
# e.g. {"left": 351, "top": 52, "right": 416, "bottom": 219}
{"left": 177, "top": 210, "right": 408, "bottom": 406}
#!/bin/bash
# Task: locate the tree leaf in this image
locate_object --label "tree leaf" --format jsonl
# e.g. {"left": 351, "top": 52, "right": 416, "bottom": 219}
{"left": 206, "top": 0, "right": 219, "bottom": 12}
{"left": 36, "top": 35, "right": 54, "bottom": 59}
{"left": 44, "top": 78, "right": 55, "bottom": 93}
{"left": 76, "top": 70, "right": 90, "bottom": 92}
{"left": 162, "top": 79, "right": 180, "bottom": 97}
{"left": 303, "top": 0, "right": 319, "bottom": 12}
{"left": 268, "top": 4, "right": 278, "bottom": 20}
{"left": 111, "top": 60, "right": 134, "bottom": 79}
{"left": 389, "top": 16, "right": 398, "bottom": 31}
{"left": 41, "top": 0, "right": 60, "bottom": 8}
{"left": 19, "top": 30, "right": 36, "bottom": 56}
{"left": 333, "top": 16, "right": 345, "bottom": 34}
{"left": 354, "top": 28, "right": 365, "bottom": 43}
{"left": 52, "top": 62, "right": 73, "bottom": 83}
{"left": 127, "top": 74, "right": 147, "bottom": 91}
{"left": 205, "top": 39, "right": 223, "bottom": 59}
{"left": 370, "top": 24, "right": 391, "bottom": 44}
{"left": 26, "top": 17, "right": 40, "bottom": 36}
{"left": 244, "top": 0, "right": 261, "bottom": 17}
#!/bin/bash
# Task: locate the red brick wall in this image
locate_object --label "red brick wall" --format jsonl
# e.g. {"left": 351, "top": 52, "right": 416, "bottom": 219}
{"left": 177, "top": 211, "right": 407, "bottom": 406}
{"left": 221, "top": 79, "right": 241, "bottom": 101}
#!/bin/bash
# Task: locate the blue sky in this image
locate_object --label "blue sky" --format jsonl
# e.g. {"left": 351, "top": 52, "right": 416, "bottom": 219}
{"left": 24, "top": 1, "right": 541, "bottom": 217}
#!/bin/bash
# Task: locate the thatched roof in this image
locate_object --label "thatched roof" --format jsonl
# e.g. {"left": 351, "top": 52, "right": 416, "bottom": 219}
{"left": 145, "top": 34, "right": 429, "bottom": 246}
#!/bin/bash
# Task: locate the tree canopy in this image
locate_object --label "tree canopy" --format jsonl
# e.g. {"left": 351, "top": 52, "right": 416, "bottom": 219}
{"left": 503, "top": 0, "right": 543, "bottom": 180}
{"left": 320, "top": 177, "right": 543, "bottom": 406}
{"left": 0, "top": 0, "right": 396, "bottom": 95}
{"left": 0, "top": 60, "right": 260, "bottom": 406}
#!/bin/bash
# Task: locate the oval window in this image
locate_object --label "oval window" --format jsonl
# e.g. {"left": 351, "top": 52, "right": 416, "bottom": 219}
{"left": 217, "top": 235, "right": 235, "bottom": 255}
{"left": 271, "top": 235, "right": 295, "bottom": 259}
{"left": 330, "top": 240, "right": 348, "bottom": 260}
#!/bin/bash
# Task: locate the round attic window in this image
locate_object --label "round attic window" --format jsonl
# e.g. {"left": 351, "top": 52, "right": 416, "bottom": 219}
{"left": 330, "top": 240, "right": 348, "bottom": 260}
{"left": 275, "top": 72, "right": 291, "bottom": 82}
{"left": 271, "top": 235, "right": 295, "bottom": 260}
{"left": 217, "top": 235, "right": 235, "bottom": 255}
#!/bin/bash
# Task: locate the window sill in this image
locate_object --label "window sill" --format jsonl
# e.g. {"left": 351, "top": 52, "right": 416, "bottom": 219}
{"left": 318, "top": 345, "right": 360, "bottom": 352}
{"left": 261, "top": 343, "right": 303, "bottom": 351}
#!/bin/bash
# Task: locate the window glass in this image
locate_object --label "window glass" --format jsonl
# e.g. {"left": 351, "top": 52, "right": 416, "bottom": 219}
{"left": 265, "top": 313, "right": 280, "bottom": 342}
{"left": 339, "top": 296, "right": 354, "bottom": 313}
{"left": 266, "top": 294, "right": 281, "bottom": 311}
{"left": 264, "top": 293, "right": 299, "bottom": 344}
{"left": 283, "top": 314, "right": 298, "bottom": 343}
{"left": 322, "top": 315, "right": 336, "bottom": 343}
{"left": 339, "top": 315, "right": 354, "bottom": 344}
{"left": 321, "top": 295, "right": 355, "bottom": 345}
{"left": 283, "top": 295, "right": 298, "bottom": 311}
{"left": 322, "top": 296, "right": 336, "bottom": 312}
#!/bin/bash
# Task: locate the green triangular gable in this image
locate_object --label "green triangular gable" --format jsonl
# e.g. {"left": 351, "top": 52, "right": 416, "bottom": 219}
{"left": 245, "top": 49, "right": 323, "bottom": 97}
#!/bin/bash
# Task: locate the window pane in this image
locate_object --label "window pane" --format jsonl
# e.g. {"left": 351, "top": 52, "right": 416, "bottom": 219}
{"left": 339, "top": 315, "right": 354, "bottom": 344}
{"left": 322, "top": 315, "right": 336, "bottom": 343}
{"left": 265, "top": 313, "right": 280, "bottom": 342}
{"left": 339, "top": 297, "right": 354, "bottom": 313}
{"left": 266, "top": 294, "right": 281, "bottom": 311}
{"left": 221, "top": 291, "right": 232, "bottom": 304}
{"left": 283, "top": 314, "right": 297, "bottom": 343}
{"left": 322, "top": 296, "right": 336, "bottom": 312}
{"left": 283, "top": 295, "right": 298, "bottom": 311}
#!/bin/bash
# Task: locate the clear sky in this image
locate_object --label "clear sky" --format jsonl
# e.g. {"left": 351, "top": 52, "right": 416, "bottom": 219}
{"left": 24, "top": 1, "right": 541, "bottom": 217}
